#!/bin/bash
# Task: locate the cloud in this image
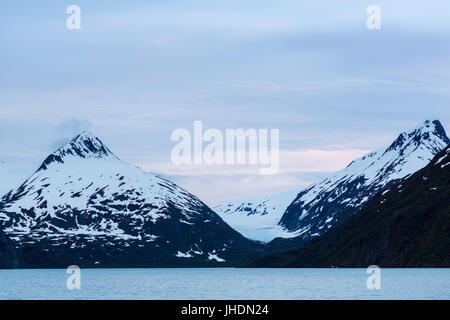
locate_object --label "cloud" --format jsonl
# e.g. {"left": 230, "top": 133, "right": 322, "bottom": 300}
{"left": 163, "top": 173, "right": 322, "bottom": 207}
{"left": 50, "top": 118, "right": 92, "bottom": 150}
{"left": 136, "top": 148, "right": 371, "bottom": 176}
{"left": 1, "top": 1, "right": 450, "bottom": 204}
{"left": 132, "top": 148, "right": 371, "bottom": 206}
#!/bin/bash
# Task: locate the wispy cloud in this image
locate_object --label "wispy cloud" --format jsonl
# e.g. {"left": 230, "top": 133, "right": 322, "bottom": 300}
{"left": 51, "top": 118, "right": 92, "bottom": 150}
{"left": 133, "top": 148, "right": 371, "bottom": 206}
{"left": 140, "top": 148, "right": 371, "bottom": 176}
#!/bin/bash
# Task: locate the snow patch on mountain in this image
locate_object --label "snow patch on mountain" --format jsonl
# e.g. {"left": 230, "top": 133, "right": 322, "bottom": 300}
{"left": 208, "top": 252, "right": 225, "bottom": 262}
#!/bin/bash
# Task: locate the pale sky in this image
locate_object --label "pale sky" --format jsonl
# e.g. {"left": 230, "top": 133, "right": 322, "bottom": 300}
{"left": 1, "top": 1, "right": 450, "bottom": 206}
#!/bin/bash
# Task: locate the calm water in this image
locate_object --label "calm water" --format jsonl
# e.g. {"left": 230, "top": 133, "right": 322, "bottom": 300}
{"left": 0, "top": 268, "right": 448, "bottom": 300}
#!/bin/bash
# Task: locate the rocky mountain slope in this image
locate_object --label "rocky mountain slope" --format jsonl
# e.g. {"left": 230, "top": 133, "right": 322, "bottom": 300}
{"left": 249, "top": 145, "right": 450, "bottom": 268}
{"left": 0, "top": 131, "right": 263, "bottom": 267}
{"left": 215, "top": 120, "right": 449, "bottom": 245}
{"left": 278, "top": 119, "right": 449, "bottom": 240}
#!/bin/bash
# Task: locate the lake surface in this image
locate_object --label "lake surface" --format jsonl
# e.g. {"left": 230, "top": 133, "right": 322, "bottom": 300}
{"left": 0, "top": 268, "right": 448, "bottom": 300}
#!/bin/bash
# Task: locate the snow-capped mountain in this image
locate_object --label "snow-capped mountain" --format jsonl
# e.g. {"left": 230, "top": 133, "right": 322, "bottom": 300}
{"left": 250, "top": 145, "right": 450, "bottom": 268}
{"left": 214, "top": 190, "right": 300, "bottom": 242}
{"left": 0, "top": 131, "right": 261, "bottom": 267}
{"left": 279, "top": 119, "right": 450, "bottom": 239}
{"left": 216, "top": 119, "right": 450, "bottom": 244}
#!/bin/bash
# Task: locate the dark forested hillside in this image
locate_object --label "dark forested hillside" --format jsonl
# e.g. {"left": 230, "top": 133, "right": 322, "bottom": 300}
{"left": 0, "top": 229, "right": 20, "bottom": 268}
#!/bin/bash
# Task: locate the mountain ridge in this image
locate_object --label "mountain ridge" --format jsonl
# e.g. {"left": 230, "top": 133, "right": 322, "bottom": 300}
{"left": 38, "top": 131, "right": 118, "bottom": 171}
{"left": 248, "top": 145, "right": 450, "bottom": 268}
{"left": 0, "top": 120, "right": 448, "bottom": 268}
{"left": 215, "top": 119, "right": 449, "bottom": 244}
{"left": 0, "top": 132, "right": 263, "bottom": 268}
{"left": 278, "top": 119, "right": 450, "bottom": 239}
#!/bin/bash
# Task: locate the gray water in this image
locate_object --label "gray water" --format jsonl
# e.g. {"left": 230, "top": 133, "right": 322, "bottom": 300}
{"left": 0, "top": 268, "right": 448, "bottom": 300}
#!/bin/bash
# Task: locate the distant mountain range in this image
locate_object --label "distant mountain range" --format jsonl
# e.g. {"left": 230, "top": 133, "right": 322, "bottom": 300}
{"left": 217, "top": 119, "right": 450, "bottom": 244}
{"left": 214, "top": 189, "right": 299, "bottom": 242}
{"left": 249, "top": 145, "right": 450, "bottom": 268}
{"left": 0, "top": 119, "right": 448, "bottom": 268}
{"left": 0, "top": 132, "right": 262, "bottom": 267}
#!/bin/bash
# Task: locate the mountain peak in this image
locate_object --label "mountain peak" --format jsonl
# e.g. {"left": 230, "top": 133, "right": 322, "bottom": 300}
{"left": 38, "top": 131, "right": 117, "bottom": 171}
{"left": 385, "top": 119, "right": 449, "bottom": 154}
{"left": 408, "top": 119, "right": 449, "bottom": 142}
{"left": 279, "top": 118, "right": 449, "bottom": 236}
{"left": 73, "top": 130, "right": 97, "bottom": 141}
{"left": 63, "top": 130, "right": 115, "bottom": 159}
{"left": 428, "top": 119, "right": 450, "bottom": 143}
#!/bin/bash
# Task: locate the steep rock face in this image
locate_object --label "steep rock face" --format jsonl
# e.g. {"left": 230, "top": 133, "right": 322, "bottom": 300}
{"left": 249, "top": 146, "right": 450, "bottom": 268}
{"left": 279, "top": 119, "right": 450, "bottom": 241}
{"left": 0, "top": 132, "right": 262, "bottom": 267}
